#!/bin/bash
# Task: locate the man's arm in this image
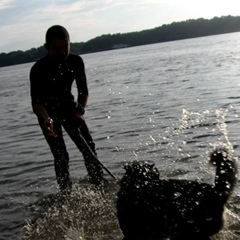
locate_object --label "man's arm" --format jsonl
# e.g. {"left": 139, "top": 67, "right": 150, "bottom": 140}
{"left": 33, "top": 104, "right": 58, "bottom": 138}
{"left": 33, "top": 104, "right": 49, "bottom": 121}
{"left": 77, "top": 94, "right": 88, "bottom": 108}
{"left": 74, "top": 56, "right": 89, "bottom": 120}
{"left": 74, "top": 95, "right": 88, "bottom": 121}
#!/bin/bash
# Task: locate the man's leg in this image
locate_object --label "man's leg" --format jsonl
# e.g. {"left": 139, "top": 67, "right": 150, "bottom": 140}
{"left": 40, "top": 120, "right": 72, "bottom": 192}
{"left": 63, "top": 118, "right": 103, "bottom": 185}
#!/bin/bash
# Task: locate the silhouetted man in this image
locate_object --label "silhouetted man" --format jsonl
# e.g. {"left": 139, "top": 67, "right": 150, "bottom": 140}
{"left": 30, "top": 25, "right": 103, "bottom": 192}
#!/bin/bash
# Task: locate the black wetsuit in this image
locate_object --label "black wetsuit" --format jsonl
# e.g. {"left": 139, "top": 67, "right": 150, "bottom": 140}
{"left": 30, "top": 54, "right": 103, "bottom": 190}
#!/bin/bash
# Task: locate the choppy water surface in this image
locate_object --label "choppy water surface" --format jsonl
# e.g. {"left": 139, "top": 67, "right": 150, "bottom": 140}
{"left": 1, "top": 32, "right": 240, "bottom": 240}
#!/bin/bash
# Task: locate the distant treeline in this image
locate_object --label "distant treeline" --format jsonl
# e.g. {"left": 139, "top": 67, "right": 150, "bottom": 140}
{"left": 1, "top": 15, "right": 240, "bottom": 67}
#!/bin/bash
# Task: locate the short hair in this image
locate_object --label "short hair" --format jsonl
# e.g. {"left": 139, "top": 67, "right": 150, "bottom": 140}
{"left": 45, "top": 25, "right": 69, "bottom": 44}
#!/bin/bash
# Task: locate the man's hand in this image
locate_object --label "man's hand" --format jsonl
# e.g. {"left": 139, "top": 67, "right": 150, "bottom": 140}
{"left": 33, "top": 104, "right": 57, "bottom": 137}
{"left": 73, "top": 111, "right": 85, "bottom": 122}
{"left": 43, "top": 117, "right": 58, "bottom": 138}
{"left": 73, "top": 106, "right": 85, "bottom": 122}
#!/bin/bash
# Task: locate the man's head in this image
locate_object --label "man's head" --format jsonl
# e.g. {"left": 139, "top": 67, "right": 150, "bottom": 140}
{"left": 44, "top": 25, "right": 70, "bottom": 63}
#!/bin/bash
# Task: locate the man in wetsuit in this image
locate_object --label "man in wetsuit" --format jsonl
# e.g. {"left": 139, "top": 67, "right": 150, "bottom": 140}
{"left": 30, "top": 25, "right": 103, "bottom": 192}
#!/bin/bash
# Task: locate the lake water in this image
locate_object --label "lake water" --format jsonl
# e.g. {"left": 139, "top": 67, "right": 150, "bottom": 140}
{"left": 1, "top": 32, "right": 240, "bottom": 240}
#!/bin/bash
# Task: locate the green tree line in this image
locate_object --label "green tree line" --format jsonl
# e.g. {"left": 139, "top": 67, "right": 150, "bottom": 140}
{"left": 1, "top": 15, "right": 240, "bottom": 67}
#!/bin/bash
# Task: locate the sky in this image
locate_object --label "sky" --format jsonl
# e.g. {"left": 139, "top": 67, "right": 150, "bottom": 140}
{"left": 0, "top": 0, "right": 240, "bottom": 53}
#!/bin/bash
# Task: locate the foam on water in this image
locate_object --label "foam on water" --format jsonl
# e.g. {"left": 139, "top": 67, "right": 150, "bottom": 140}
{"left": 22, "top": 181, "right": 123, "bottom": 240}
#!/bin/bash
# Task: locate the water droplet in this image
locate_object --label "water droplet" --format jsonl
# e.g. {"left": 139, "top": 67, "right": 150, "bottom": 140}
{"left": 174, "top": 192, "right": 182, "bottom": 198}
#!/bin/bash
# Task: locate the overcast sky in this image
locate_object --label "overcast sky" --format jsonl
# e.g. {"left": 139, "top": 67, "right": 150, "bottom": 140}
{"left": 1, "top": 0, "right": 240, "bottom": 53}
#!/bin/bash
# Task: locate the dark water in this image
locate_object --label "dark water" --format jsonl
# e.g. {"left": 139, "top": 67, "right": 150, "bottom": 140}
{"left": 0, "top": 32, "right": 240, "bottom": 240}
